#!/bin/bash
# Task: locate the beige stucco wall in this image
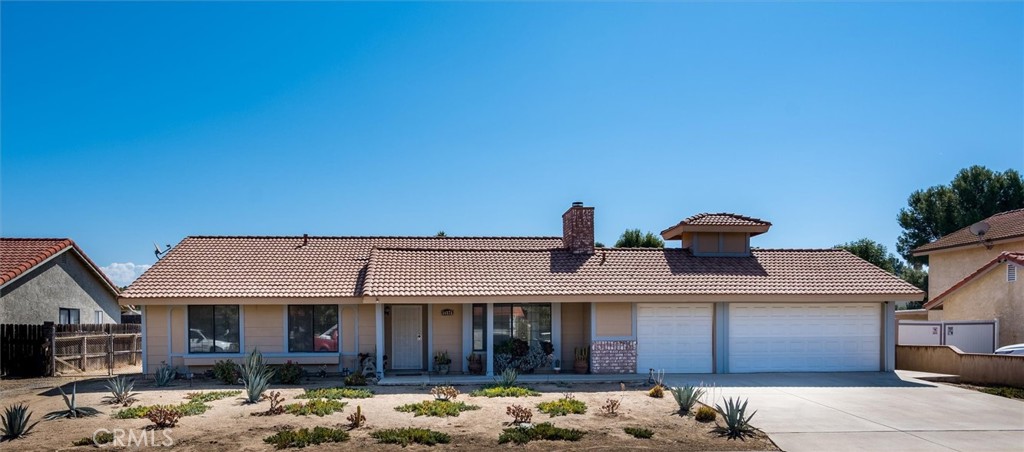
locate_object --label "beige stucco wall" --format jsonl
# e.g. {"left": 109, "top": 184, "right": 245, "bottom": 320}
{"left": 694, "top": 232, "right": 720, "bottom": 253}
{"left": 595, "top": 302, "right": 633, "bottom": 337}
{"left": 561, "top": 303, "right": 588, "bottom": 366}
{"left": 358, "top": 304, "right": 376, "bottom": 355}
{"left": 245, "top": 305, "right": 284, "bottom": 353}
{"left": 145, "top": 305, "right": 170, "bottom": 369}
{"left": 431, "top": 304, "right": 463, "bottom": 372}
{"left": 897, "top": 345, "right": 1024, "bottom": 388}
{"left": 722, "top": 233, "right": 747, "bottom": 253}
{"left": 938, "top": 263, "right": 1022, "bottom": 346}
{"left": 926, "top": 238, "right": 1024, "bottom": 296}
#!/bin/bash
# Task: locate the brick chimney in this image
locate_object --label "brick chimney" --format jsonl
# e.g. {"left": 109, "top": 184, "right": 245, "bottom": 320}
{"left": 562, "top": 202, "right": 595, "bottom": 254}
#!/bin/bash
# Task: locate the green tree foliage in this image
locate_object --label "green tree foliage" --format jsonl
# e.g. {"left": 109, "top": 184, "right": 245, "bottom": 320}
{"left": 897, "top": 166, "right": 1024, "bottom": 265}
{"left": 594, "top": 242, "right": 606, "bottom": 248}
{"left": 614, "top": 229, "right": 664, "bottom": 248}
{"left": 836, "top": 238, "right": 927, "bottom": 294}
{"left": 436, "top": 231, "right": 447, "bottom": 237}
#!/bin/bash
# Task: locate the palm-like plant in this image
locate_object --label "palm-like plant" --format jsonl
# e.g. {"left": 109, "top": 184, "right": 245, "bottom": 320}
{"left": 239, "top": 348, "right": 275, "bottom": 403}
{"left": 44, "top": 383, "right": 101, "bottom": 420}
{"left": 670, "top": 384, "right": 706, "bottom": 415}
{"left": 712, "top": 397, "right": 758, "bottom": 439}
{"left": 102, "top": 376, "right": 139, "bottom": 406}
{"left": 1, "top": 404, "right": 40, "bottom": 441}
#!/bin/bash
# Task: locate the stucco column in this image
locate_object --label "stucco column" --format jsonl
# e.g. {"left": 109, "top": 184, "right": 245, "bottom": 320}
{"left": 551, "top": 303, "right": 562, "bottom": 370}
{"left": 375, "top": 304, "right": 385, "bottom": 379}
{"left": 883, "top": 302, "right": 896, "bottom": 371}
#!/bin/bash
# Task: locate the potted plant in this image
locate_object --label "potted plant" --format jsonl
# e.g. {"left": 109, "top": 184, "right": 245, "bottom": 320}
{"left": 434, "top": 351, "right": 452, "bottom": 375}
{"left": 574, "top": 346, "right": 589, "bottom": 374}
{"left": 467, "top": 353, "right": 483, "bottom": 375}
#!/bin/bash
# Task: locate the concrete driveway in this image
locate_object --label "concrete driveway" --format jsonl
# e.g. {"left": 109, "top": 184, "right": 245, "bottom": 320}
{"left": 664, "top": 371, "right": 1024, "bottom": 451}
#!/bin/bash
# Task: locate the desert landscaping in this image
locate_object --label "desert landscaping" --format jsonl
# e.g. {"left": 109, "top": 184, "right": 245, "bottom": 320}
{"left": 0, "top": 367, "right": 778, "bottom": 451}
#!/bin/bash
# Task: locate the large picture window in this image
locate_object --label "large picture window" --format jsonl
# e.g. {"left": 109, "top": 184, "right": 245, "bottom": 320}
{"left": 493, "top": 303, "right": 552, "bottom": 349}
{"left": 288, "top": 305, "right": 338, "bottom": 352}
{"left": 188, "top": 305, "right": 240, "bottom": 353}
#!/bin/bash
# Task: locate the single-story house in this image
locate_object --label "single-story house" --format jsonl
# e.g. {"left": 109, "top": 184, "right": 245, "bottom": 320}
{"left": 120, "top": 203, "right": 923, "bottom": 376}
{"left": 913, "top": 208, "right": 1024, "bottom": 346}
{"left": 1, "top": 238, "right": 121, "bottom": 324}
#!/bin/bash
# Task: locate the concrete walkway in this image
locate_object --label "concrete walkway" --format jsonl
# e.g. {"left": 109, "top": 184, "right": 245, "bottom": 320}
{"left": 664, "top": 371, "right": 1024, "bottom": 452}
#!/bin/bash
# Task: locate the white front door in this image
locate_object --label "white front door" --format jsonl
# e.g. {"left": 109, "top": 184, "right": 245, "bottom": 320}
{"left": 728, "top": 303, "right": 881, "bottom": 372}
{"left": 636, "top": 303, "right": 714, "bottom": 373}
{"left": 391, "top": 305, "right": 423, "bottom": 370}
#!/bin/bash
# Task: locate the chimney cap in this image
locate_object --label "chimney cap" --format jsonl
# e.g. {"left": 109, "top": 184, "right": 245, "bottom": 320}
{"left": 571, "top": 201, "right": 584, "bottom": 207}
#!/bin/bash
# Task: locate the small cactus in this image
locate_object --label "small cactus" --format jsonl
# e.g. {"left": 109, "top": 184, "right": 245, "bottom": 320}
{"left": 347, "top": 405, "right": 366, "bottom": 428}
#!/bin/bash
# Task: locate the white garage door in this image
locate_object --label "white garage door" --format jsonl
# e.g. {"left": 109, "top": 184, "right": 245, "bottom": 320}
{"left": 729, "top": 303, "right": 881, "bottom": 373}
{"left": 637, "top": 303, "right": 713, "bottom": 373}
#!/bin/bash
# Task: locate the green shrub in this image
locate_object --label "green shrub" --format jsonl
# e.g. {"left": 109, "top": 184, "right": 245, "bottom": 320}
{"left": 370, "top": 428, "right": 450, "bottom": 446}
{"left": 713, "top": 397, "right": 758, "bottom": 440}
{"left": 1, "top": 403, "right": 39, "bottom": 441}
{"left": 72, "top": 431, "right": 114, "bottom": 446}
{"left": 344, "top": 371, "right": 368, "bottom": 386}
{"left": 470, "top": 386, "right": 540, "bottom": 398}
{"left": 184, "top": 390, "right": 242, "bottom": 403}
{"left": 980, "top": 386, "right": 1024, "bottom": 399}
{"left": 695, "top": 405, "right": 716, "bottom": 422}
{"left": 394, "top": 400, "right": 480, "bottom": 417}
{"left": 670, "top": 385, "right": 705, "bottom": 415}
{"left": 296, "top": 387, "right": 374, "bottom": 400}
{"left": 275, "top": 361, "right": 303, "bottom": 385}
{"left": 113, "top": 399, "right": 213, "bottom": 419}
{"left": 536, "top": 397, "right": 587, "bottom": 417}
{"left": 263, "top": 426, "right": 350, "bottom": 449}
{"left": 624, "top": 427, "right": 654, "bottom": 439}
{"left": 648, "top": 385, "right": 664, "bottom": 398}
{"left": 498, "top": 422, "right": 585, "bottom": 444}
{"left": 283, "top": 399, "right": 347, "bottom": 416}
{"left": 212, "top": 359, "right": 239, "bottom": 385}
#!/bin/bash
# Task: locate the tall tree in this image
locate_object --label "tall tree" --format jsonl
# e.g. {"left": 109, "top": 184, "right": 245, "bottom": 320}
{"left": 897, "top": 166, "right": 1024, "bottom": 265}
{"left": 614, "top": 229, "right": 664, "bottom": 248}
{"left": 836, "top": 238, "right": 927, "bottom": 295}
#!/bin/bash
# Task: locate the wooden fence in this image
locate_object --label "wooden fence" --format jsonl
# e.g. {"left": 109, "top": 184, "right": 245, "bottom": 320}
{"left": 1, "top": 322, "right": 141, "bottom": 377}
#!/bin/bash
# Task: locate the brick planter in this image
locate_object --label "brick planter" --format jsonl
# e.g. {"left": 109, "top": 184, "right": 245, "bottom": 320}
{"left": 590, "top": 340, "right": 637, "bottom": 374}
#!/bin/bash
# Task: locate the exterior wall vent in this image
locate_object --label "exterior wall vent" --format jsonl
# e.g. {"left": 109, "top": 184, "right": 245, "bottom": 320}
{"left": 1009, "top": 263, "right": 1017, "bottom": 282}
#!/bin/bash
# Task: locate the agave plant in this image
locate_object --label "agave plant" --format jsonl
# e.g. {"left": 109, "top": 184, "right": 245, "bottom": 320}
{"left": 44, "top": 383, "right": 101, "bottom": 420}
{"left": 713, "top": 397, "right": 758, "bottom": 439}
{"left": 494, "top": 368, "right": 518, "bottom": 388}
{"left": 238, "top": 348, "right": 275, "bottom": 403}
{"left": 155, "top": 364, "right": 176, "bottom": 387}
{"left": 1, "top": 404, "right": 39, "bottom": 441}
{"left": 670, "top": 384, "right": 706, "bottom": 415}
{"left": 102, "top": 376, "right": 139, "bottom": 406}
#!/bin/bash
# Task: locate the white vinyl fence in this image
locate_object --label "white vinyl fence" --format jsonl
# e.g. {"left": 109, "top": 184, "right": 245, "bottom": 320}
{"left": 897, "top": 320, "right": 998, "bottom": 354}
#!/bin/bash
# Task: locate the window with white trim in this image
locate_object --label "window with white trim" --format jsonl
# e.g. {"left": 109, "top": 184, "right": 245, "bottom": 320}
{"left": 94, "top": 310, "right": 104, "bottom": 324}
{"left": 59, "top": 308, "right": 80, "bottom": 324}
{"left": 288, "top": 305, "right": 338, "bottom": 352}
{"left": 188, "top": 305, "right": 240, "bottom": 353}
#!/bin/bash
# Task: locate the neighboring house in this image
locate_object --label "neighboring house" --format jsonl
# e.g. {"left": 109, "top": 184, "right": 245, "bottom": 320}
{"left": 121, "top": 204, "right": 922, "bottom": 376}
{"left": 1, "top": 238, "right": 121, "bottom": 325}
{"left": 913, "top": 208, "right": 1024, "bottom": 346}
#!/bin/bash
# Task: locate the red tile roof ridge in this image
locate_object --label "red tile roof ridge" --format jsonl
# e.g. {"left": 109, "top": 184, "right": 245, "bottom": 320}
{"left": 684, "top": 212, "right": 773, "bottom": 225}
{"left": 186, "top": 235, "right": 563, "bottom": 240}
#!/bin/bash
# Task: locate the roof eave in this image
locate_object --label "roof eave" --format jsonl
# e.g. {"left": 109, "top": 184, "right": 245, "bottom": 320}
{"left": 912, "top": 233, "right": 1024, "bottom": 256}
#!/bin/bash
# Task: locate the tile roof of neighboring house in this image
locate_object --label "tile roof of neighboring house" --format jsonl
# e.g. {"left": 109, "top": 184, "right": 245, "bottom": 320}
{"left": 363, "top": 247, "right": 924, "bottom": 298}
{"left": 0, "top": 238, "right": 119, "bottom": 293}
{"left": 120, "top": 236, "right": 565, "bottom": 298}
{"left": 924, "top": 251, "right": 1024, "bottom": 309}
{"left": 913, "top": 208, "right": 1024, "bottom": 255}
{"left": 660, "top": 213, "right": 773, "bottom": 239}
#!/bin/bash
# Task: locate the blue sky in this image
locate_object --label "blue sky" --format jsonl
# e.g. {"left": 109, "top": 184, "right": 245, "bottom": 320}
{"left": 2, "top": 2, "right": 1022, "bottom": 285}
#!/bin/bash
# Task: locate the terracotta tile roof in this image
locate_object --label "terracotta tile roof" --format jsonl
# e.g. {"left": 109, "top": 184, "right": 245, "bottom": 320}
{"left": 0, "top": 238, "right": 119, "bottom": 292}
{"left": 913, "top": 208, "right": 1024, "bottom": 255}
{"left": 363, "top": 247, "right": 924, "bottom": 298}
{"left": 924, "top": 251, "right": 1024, "bottom": 309}
{"left": 661, "top": 213, "right": 772, "bottom": 239}
{"left": 120, "top": 236, "right": 564, "bottom": 299}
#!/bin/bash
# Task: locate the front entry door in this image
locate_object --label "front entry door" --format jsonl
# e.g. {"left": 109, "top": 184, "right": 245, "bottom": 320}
{"left": 391, "top": 305, "right": 423, "bottom": 369}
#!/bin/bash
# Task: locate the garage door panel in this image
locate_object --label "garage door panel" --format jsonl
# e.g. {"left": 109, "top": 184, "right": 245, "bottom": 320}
{"left": 637, "top": 303, "right": 712, "bottom": 373}
{"left": 729, "top": 303, "right": 881, "bottom": 373}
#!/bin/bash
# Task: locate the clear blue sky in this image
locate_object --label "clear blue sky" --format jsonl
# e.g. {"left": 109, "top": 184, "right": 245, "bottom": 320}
{"left": 2, "top": 2, "right": 1022, "bottom": 285}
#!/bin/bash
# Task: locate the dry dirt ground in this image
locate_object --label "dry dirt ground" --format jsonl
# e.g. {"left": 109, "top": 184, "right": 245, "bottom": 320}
{"left": 0, "top": 375, "right": 779, "bottom": 451}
